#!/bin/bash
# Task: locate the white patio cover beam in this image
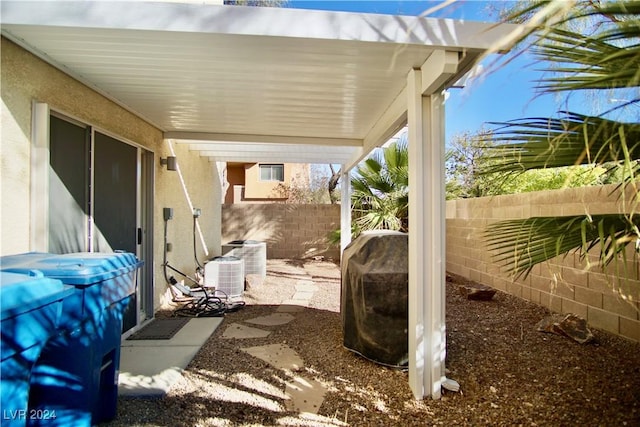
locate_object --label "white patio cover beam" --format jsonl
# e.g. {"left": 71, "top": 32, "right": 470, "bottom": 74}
{"left": 189, "top": 142, "right": 359, "bottom": 164}
{"left": 168, "top": 132, "right": 362, "bottom": 147}
{"left": 197, "top": 151, "right": 355, "bottom": 164}
{"left": 407, "top": 51, "right": 457, "bottom": 400}
{"left": 422, "top": 51, "right": 460, "bottom": 95}
{"left": 187, "top": 143, "right": 360, "bottom": 154}
{"left": 340, "top": 167, "right": 352, "bottom": 253}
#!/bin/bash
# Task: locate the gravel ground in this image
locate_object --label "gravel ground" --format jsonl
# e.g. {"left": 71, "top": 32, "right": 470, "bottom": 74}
{"left": 105, "top": 259, "right": 640, "bottom": 426}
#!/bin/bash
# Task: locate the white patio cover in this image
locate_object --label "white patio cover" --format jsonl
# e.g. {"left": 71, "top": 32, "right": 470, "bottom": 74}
{"left": 1, "top": 0, "right": 517, "bottom": 398}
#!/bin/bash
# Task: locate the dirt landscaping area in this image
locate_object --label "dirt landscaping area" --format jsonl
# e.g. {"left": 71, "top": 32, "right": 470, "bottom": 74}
{"left": 107, "top": 259, "right": 640, "bottom": 426}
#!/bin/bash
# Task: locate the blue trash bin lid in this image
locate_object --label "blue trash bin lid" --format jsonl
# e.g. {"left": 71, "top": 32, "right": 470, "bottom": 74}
{"left": 1, "top": 252, "right": 143, "bottom": 287}
{"left": 0, "top": 271, "right": 73, "bottom": 320}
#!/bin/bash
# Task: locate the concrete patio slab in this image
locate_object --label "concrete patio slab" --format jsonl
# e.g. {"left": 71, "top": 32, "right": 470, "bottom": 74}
{"left": 122, "top": 317, "right": 223, "bottom": 347}
{"left": 284, "top": 374, "right": 328, "bottom": 414}
{"left": 242, "top": 343, "right": 304, "bottom": 371}
{"left": 118, "top": 368, "right": 184, "bottom": 397}
{"left": 245, "top": 313, "right": 296, "bottom": 326}
{"left": 222, "top": 323, "right": 272, "bottom": 339}
{"left": 118, "top": 317, "right": 223, "bottom": 396}
{"left": 119, "top": 344, "right": 198, "bottom": 377}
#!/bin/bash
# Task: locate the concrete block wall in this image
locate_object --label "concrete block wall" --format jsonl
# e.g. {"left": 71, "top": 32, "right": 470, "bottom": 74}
{"left": 446, "top": 184, "right": 640, "bottom": 342}
{"left": 221, "top": 204, "right": 340, "bottom": 260}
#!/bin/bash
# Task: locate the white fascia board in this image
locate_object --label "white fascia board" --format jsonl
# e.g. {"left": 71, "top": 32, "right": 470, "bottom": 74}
{"left": 188, "top": 143, "right": 357, "bottom": 156}
{"left": 1, "top": 1, "right": 520, "bottom": 51}
{"left": 199, "top": 151, "right": 353, "bottom": 164}
{"left": 168, "top": 132, "right": 362, "bottom": 147}
{"left": 421, "top": 51, "right": 460, "bottom": 95}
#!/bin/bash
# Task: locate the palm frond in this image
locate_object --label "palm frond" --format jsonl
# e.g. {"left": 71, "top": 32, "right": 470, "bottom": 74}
{"left": 481, "top": 1, "right": 640, "bottom": 279}
{"left": 485, "top": 214, "right": 640, "bottom": 278}
{"left": 574, "top": 1, "right": 640, "bottom": 20}
{"left": 479, "top": 112, "right": 640, "bottom": 173}
{"left": 532, "top": 28, "right": 640, "bottom": 92}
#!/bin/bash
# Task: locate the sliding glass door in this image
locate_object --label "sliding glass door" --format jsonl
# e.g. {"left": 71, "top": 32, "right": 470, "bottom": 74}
{"left": 48, "top": 114, "right": 151, "bottom": 332}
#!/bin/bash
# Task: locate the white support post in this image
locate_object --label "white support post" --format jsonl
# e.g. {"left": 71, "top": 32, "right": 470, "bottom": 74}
{"left": 340, "top": 166, "right": 351, "bottom": 253}
{"left": 427, "top": 90, "right": 447, "bottom": 399}
{"left": 407, "top": 69, "right": 447, "bottom": 400}
{"left": 407, "top": 68, "right": 426, "bottom": 399}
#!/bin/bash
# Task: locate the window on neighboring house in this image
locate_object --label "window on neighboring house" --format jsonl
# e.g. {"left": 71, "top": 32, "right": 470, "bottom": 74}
{"left": 259, "top": 164, "right": 284, "bottom": 182}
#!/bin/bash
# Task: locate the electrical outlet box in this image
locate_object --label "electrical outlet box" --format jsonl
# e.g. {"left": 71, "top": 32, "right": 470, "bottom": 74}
{"left": 193, "top": 208, "right": 201, "bottom": 218}
{"left": 163, "top": 207, "right": 173, "bottom": 221}
{"left": 166, "top": 242, "right": 172, "bottom": 252}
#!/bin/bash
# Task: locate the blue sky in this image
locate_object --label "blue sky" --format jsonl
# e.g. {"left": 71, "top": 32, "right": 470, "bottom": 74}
{"left": 286, "top": 1, "right": 583, "bottom": 143}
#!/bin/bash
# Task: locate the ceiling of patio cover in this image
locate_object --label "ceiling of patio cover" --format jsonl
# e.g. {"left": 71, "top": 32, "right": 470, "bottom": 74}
{"left": 0, "top": 1, "right": 515, "bottom": 166}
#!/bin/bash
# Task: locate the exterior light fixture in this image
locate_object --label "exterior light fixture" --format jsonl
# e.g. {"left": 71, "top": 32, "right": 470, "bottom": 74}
{"left": 160, "top": 156, "right": 177, "bottom": 171}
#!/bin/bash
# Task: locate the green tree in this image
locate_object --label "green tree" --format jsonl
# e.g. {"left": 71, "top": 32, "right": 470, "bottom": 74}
{"left": 446, "top": 129, "right": 606, "bottom": 200}
{"left": 328, "top": 164, "right": 341, "bottom": 205}
{"left": 480, "top": 0, "right": 640, "bottom": 278}
{"left": 446, "top": 129, "right": 496, "bottom": 199}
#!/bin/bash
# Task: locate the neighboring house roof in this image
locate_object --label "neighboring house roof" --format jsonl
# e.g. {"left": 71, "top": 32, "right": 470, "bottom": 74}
{"left": 0, "top": 0, "right": 516, "bottom": 167}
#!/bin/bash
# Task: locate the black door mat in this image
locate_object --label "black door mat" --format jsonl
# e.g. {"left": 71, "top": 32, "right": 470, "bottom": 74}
{"left": 127, "top": 318, "right": 190, "bottom": 340}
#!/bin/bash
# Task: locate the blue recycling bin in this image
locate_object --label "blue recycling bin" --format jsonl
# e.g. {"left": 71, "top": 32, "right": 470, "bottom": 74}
{"left": 1, "top": 252, "right": 142, "bottom": 426}
{"left": 1, "top": 271, "right": 73, "bottom": 427}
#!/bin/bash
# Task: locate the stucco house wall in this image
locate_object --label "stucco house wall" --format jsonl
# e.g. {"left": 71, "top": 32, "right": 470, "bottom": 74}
{"left": 225, "top": 162, "right": 311, "bottom": 203}
{"left": 243, "top": 163, "right": 310, "bottom": 200}
{"left": 1, "top": 37, "right": 222, "bottom": 315}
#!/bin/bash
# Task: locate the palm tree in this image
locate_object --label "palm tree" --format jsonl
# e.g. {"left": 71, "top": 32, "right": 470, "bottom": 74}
{"left": 480, "top": 0, "right": 640, "bottom": 278}
{"left": 350, "top": 137, "right": 409, "bottom": 236}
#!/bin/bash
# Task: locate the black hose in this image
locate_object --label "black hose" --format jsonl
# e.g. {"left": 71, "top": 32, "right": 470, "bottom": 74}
{"left": 193, "top": 215, "right": 203, "bottom": 270}
{"left": 163, "top": 215, "right": 246, "bottom": 318}
{"left": 163, "top": 219, "right": 171, "bottom": 284}
{"left": 165, "top": 263, "right": 201, "bottom": 287}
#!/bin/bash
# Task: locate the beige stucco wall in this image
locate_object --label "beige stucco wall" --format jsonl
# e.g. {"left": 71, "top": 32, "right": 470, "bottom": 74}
{"left": 1, "top": 37, "right": 222, "bottom": 312}
{"left": 160, "top": 140, "right": 223, "bottom": 307}
{"left": 244, "top": 163, "right": 293, "bottom": 200}
{"left": 226, "top": 163, "right": 311, "bottom": 202}
{"left": 446, "top": 185, "right": 639, "bottom": 342}
{"left": 221, "top": 203, "right": 340, "bottom": 260}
